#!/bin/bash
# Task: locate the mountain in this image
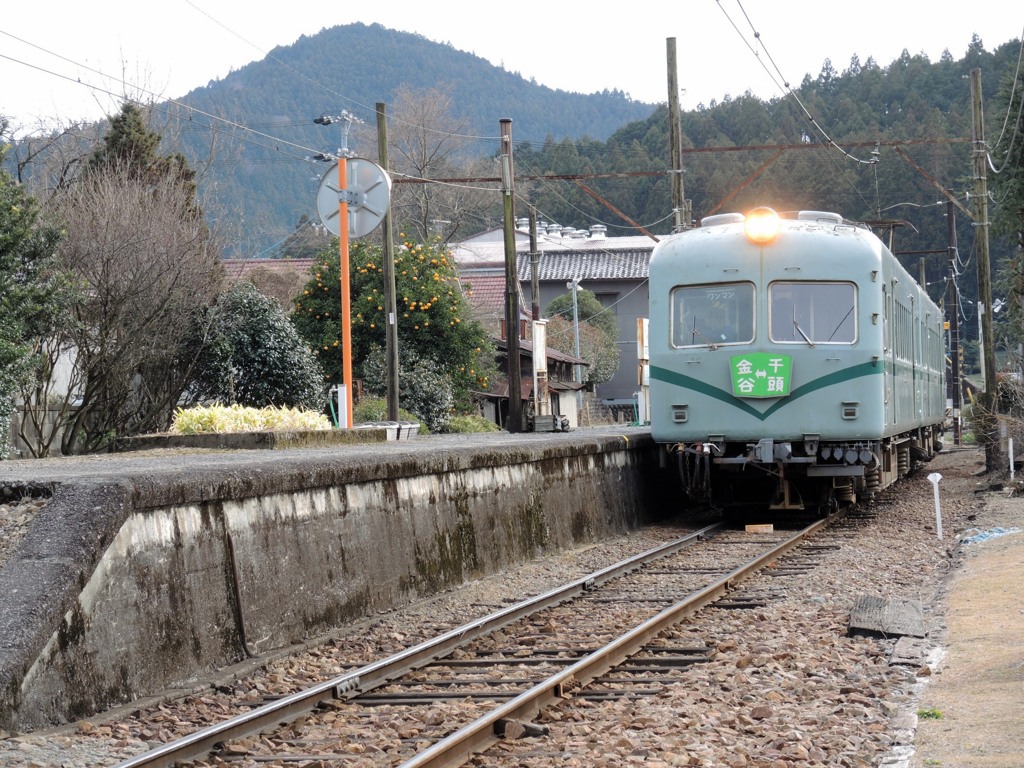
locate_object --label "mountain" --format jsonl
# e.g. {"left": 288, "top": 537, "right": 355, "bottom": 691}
{"left": 166, "top": 22, "right": 657, "bottom": 256}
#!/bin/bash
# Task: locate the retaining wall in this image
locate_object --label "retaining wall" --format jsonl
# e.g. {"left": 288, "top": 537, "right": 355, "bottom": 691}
{"left": 0, "top": 430, "right": 670, "bottom": 729}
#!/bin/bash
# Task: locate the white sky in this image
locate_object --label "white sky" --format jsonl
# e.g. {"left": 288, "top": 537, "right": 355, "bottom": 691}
{"left": 1, "top": 1, "right": 1021, "bottom": 135}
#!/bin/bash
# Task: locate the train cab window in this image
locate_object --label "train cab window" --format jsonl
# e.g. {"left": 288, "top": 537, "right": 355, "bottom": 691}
{"left": 770, "top": 282, "right": 857, "bottom": 344}
{"left": 671, "top": 283, "right": 754, "bottom": 348}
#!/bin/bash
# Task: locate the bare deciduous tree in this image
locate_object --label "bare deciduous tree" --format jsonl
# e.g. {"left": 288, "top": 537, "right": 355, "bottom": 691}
{"left": 6, "top": 119, "right": 104, "bottom": 203}
{"left": 27, "top": 164, "right": 225, "bottom": 454}
{"left": 386, "top": 85, "right": 499, "bottom": 243}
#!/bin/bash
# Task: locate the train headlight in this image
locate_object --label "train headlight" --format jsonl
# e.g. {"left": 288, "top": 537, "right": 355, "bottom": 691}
{"left": 743, "top": 207, "right": 782, "bottom": 244}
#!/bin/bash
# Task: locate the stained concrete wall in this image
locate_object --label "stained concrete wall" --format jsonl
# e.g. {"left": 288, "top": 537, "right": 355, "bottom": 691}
{"left": 0, "top": 429, "right": 671, "bottom": 730}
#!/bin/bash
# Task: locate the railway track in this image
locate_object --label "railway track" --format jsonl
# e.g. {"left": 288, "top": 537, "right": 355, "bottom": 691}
{"left": 114, "top": 514, "right": 839, "bottom": 768}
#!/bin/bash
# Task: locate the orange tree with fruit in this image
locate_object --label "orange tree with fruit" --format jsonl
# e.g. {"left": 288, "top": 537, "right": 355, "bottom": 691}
{"left": 292, "top": 236, "right": 495, "bottom": 417}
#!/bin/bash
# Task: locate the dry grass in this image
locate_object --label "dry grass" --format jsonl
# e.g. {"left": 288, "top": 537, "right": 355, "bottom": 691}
{"left": 912, "top": 494, "right": 1024, "bottom": 767}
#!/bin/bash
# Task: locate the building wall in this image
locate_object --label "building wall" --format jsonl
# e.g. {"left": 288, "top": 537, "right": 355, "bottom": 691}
{"left": 526, "top": 277, "right": 649, "bottom": 408}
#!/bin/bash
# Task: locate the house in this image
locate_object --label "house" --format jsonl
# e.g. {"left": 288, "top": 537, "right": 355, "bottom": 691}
{"left": 479, "top": 336, "right": 587, "bottom": 431}
{"left": 221, "top": 258, "right": 316, "bottom": 308}
{"left": 455, "top": 265, "right": 587, "bottom": 430}
{"left": 453, "top": 221, "right": 655, "bottom": 419}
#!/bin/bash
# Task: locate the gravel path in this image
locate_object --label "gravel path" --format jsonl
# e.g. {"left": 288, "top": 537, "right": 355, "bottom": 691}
{"left": 0, "top": 445, "right": 1010, "bottom": 767}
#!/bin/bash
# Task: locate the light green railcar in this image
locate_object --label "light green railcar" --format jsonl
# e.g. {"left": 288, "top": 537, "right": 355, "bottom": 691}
{"left": 649, "top": 208, "right": 945, "bottom": 512}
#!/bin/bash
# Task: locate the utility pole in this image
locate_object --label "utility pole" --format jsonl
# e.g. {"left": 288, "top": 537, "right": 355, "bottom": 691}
{"left": 667, "top": 38, "right": 691, "bottom": 232}
{"left": 947, "top": 199, "right": 962, "bottom": 445}
{"left": 376, "top": 103, "right": 400, "bottom": 422}
{"left": 314, "top": 112, "right": 359, "bottom": 428}
{"left": 500, "top": 118, "right": 523, "bottom": 432}
{"left": 970, "top": 68, "right": 1000, "bottom": 471}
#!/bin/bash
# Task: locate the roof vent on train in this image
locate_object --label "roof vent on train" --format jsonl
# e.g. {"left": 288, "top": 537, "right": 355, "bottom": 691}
{"left": 791, "top": 211, "right": 844, "bottom": 224}
{"left": 699, "top": 212, "right": 745, "bottom": 227}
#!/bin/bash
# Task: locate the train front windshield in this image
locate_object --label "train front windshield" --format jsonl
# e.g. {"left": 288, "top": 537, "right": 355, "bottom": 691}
{"left": 769, "top": 282, "right": 857, "bottom": 344}
{"left": 672, "top": 283, "right": 754, "bottom": 347}
{"left": 670, "top": 281, "right": 856, "bottom": 348}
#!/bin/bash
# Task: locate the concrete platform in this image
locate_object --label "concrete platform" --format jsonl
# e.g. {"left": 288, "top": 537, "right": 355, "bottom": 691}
{"left": 0, "top": 427, "right": 670, "bottom": 730}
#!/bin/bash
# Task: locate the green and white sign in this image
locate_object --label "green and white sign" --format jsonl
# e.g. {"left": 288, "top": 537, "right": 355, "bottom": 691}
{"left": 730, "top": 353, "right": 792, "bottom": 398}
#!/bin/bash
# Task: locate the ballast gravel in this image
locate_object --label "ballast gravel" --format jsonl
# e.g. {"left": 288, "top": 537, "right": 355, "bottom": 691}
{"left": 0, "top": 446, "right": 999, "bottom": 767}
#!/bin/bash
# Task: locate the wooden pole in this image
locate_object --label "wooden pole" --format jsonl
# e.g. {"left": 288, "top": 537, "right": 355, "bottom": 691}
{"left": 667, "top": 37, "right": 690, "bottom": 231}
{"left": 376, "top": 103, "right": 400, "bottom": 422}
{"left": 970, "top": 67, "right": 999, "bottom": 470}
{"left": 500, "top": 118, "right": 522, "bottom": 433}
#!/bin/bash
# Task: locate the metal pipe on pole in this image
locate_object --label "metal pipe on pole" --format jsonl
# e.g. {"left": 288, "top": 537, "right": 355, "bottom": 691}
{"left": 947, "top": 199, "right": 962, "bottom": 445}
{"left": 569, "top": 277, "right": 582, "bottom": 410}
{"left": 337, "top": 155, "right": 353, "bottom": 429}
{"left": 529, "top": 207, "right": 541, "bottom": 321}
{"left": 313, "top": 112, "right": 359, "bottom": 428}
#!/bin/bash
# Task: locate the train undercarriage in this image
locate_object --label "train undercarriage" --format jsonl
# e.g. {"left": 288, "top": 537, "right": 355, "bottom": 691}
{"left": 670, "top": 424, "right": 945, "bottom": 514}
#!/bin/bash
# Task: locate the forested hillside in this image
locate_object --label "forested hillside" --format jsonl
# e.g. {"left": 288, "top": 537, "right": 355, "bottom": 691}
{"left": 516, "top": 35, "right": 1023, "bottom": 309}
{"left": 5, "top": 25, "right": 1020, "bottom": 291}
{"left": 164, "top": 22, "right": 656, "bottom": 255}
{"left": 3, "top": 25, "right": 1023, "bottom": 456}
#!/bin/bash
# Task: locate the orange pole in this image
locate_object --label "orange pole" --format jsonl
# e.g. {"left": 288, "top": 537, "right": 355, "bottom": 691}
{"left": 338, "top": 157, "right": 353, "bottom": 428}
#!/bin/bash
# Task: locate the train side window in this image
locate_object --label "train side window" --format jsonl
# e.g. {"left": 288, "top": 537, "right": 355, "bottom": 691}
{"left": 769, "top": 282, "right": 857, "bottom": 344}
{"left": 671, "top": 282, "right": 754, "bottom": 348}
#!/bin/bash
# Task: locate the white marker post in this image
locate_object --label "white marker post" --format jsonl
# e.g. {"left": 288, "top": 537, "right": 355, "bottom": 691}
{"left": 1010, "top": 438, "right": 1015, "bottom": 482}
{"left": 927, "top": 472, "right": 943, "bottom": 541}
{"left": 336, "top": 385, "right": 348, "bottom": 429}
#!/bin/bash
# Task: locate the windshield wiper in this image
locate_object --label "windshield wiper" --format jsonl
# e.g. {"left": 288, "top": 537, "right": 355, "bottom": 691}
{"left": 793, "top": 319, "right": 815, "bottom": 348}
{"left": 691, "top": 318, "right": 719, "bottom": 350}
{"left": 826, "top": 307, "right": 854, "bottom": 342}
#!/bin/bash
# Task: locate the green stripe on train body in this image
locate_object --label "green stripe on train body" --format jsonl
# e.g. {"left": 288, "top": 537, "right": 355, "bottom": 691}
{"left": 649, "top": 360, "right": 886, "bottom": 442}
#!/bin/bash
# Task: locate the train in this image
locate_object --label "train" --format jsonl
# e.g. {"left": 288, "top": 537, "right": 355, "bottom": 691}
{"left": 648, "top": 207, "right": 945, "bottom": 513}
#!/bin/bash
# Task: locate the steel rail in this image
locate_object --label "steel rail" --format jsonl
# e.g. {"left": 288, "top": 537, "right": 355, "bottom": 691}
{"left": 113, "top": 523, "right": 723, "bottom": 768}
{"left": 398, "top": 515, "right": 831, "bottom": 768}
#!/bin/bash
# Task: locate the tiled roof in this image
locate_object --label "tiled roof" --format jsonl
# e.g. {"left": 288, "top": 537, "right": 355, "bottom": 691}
{"left": 458, "top": 268, "right": 531, "bottom": 327}
{"left": 495, "top": 337, "right": 588, "bottom": 366}
{"left": 459, "top": 271, "right": 506, "bottom": 320}
{"left": 516, "top": 249, "right": 650, "bottom": 282}
{"left": 451, "top": 234, "right": 654, "bottom": 282}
